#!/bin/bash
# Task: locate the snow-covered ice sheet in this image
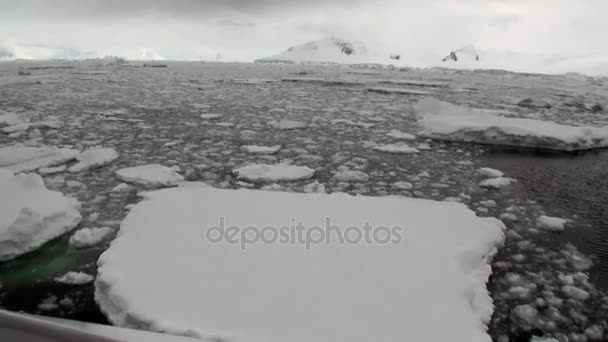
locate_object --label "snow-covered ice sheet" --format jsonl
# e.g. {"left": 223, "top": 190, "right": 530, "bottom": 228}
{"left": 415, "top": 98, "right": 608, "bottom": 151}
{"left": 68, "top": 147, "right": 119, "bottom": 173}
{"left": 233, "top": 164, "right": 315, "bottom": 182}
{"left": 0, "top": 144, "right": 79, "bottom": 173}
{"left": 96, "top": 185, "right": 504, "bottom": 342}
{"left": 115, "top": 164, "right": 184, "bottom": 188}
{"left": 0, "top": 170, "right": 81, "bottom": 261}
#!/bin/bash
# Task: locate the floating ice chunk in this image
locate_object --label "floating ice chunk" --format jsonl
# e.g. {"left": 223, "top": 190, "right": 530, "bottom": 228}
{"left": 0, "top": 170, "right": 81, "bottom": 262}
{"left": 479, "top": 177, "right": 516, "bottom": 189}
{"left": 302, "top": 181, "right": 326, "bottom": 193}
{"left": 531, "top": 337, "right": 559, "bottom": 342}
{"left": 561, "top": 285, "right": 590, "bottom": 300}
{"left": 585, "top": 325, "right": 604, "bottom": 341}
{"left": 2, "top": 122, "right": 30, "bottom": 133}
{"left": 479, "top": 167, "right": 504, "bottom": 178}
{"left": 111, "top": 183, "right": 131, "bottom": 192}
{"left": 537, "top": 215, "right": 567, "bottom": 232}
{"left": 0, "top": 144, "right": 79, "bottom": 173}
{"left": 415, "top": 98, "right": 608, "bottom": 151}
{"left": 200, "top": 113, "right": 223, "bottom": 119}
{"left": 233, "top": 164, "right": 315, "bottom": 182}
{"left": 371, "top": 142, "right": 420, "bottom": 154}
{"left": 69, "top": 227, "right": 113, "bottom": 248}
{"left": 95, "top": 186, "right": 504, "bottom": 342}
{"left": 55, "top": 271, "right": 94, "bottom": 285}
{"left": 68, "top": 147, "right": 119, "bottom": 173}
{"left": 333, "top": 170, "right": 370, "bottom": 182}
{"left": 274, "top": 119, "right": 307, "bottom": 130}
{"left": 392, "top": 181, "right": 413, "bottom": 190}
{"left": 367, "top": 87, "right": 433, "bottom": 96}
{"left": 115, "top": 164, "right": 184, "bottom": 188}
{"left": 0, "top": 112, "right": 20, "bottom": 126}
{"left": 513, "top": 304, "right": 538, "bottom": 326}
{"left": 38, "top": 296, "right": 58, "bottom": 311}
{"left": 242, "top": 145, "right": 281, "bottom": 154}
{"left": 387, "top": 130, "right": 416, "bottom": 140}
{"left": 479, "top": 200, "right": 496, "bottom": 207}
{"left": 499, "top": 213, "right": 518, "bottom": 222}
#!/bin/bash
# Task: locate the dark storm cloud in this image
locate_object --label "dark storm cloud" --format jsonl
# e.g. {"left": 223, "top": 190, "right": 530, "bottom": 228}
{"left": 3, "top": 0, "right": 363, "bottom": 19}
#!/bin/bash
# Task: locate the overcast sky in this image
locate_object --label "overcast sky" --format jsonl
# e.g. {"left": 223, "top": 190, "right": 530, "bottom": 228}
{"left": 1, "top": 0, "right": 607, "bottom": 61}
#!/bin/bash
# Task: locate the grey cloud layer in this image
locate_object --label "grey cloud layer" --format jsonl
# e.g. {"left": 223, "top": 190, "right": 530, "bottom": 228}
{"left": 2, "top": 0, "right": 363, "bottom": 18}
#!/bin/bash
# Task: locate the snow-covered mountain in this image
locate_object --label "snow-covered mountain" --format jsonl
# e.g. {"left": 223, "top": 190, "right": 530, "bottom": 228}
{"left": 255, "top": 37, "right": 395, "bottom": 65}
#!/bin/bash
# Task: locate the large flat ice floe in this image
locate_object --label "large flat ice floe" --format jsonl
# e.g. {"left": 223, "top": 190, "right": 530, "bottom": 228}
{"left": 0, "top": 144, "right": 79, "bottom": 173}
{"left": 68, "top": 147, "right": 119, "bottom": 173}
{"left": 233, "top": 164, "right": 315, "bottom": 182}
{"left": 115, "top": 164, "right": 184, "bottom": 188}
{"left": 96, "top": 184, "right": 504, "bottom": 342}
{"left": 0, "top": 170, "right": 81, "bottom": 261}
{"left": 415, "top": 98, "right": 608, "bottom": 151}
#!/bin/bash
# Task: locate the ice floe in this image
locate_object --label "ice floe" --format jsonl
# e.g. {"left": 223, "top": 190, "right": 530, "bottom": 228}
{"left": 370, "top": 142, "right": 420, "bottom": 154}
{"left": 55, "top": 271, "right": 94, "bottom": 285}
{"left": 479, "top": 177, "right": 516, "bottom": 189}
{"left": 233, "top": 164, "right": 315, "bottom": 182}
{"left": 332, "top": 170, "right": 370, "bottom": 182}
{"left": 69, "top": 227, "right": 113, "bottom": 248}
{"left": 115, "top": 164, "right": 184, "bottom": 188}
{"left": 272, "top": 119, "right": 307, "bottom": 130}
{"left": 96, "top": 185, "right": 504, "bottom": 342}
{"left": 241, "top": 145, "right": 281, "bottom": 154}
{"left": 415, "top": 98, "right": 608, "bottom": 151}
{"left": 479, "top": 167, "right": 504, "bottom": 178}
{"left": 0, "top": 170, "right": 81, "bottom": 262}
{"left": 200, "top": 113, "right": 223, "bottom": 119}
{"left": 68, "top": 147, "right": 119, "bottom": 173}
{"left": 537, "top": 215, "right": 567, "bottom": 232}
{"left": 0, "top": 144, "right": 79, "bottom": 173}
{"left": 387, "top": 130, "right": 416, "bottom": 140}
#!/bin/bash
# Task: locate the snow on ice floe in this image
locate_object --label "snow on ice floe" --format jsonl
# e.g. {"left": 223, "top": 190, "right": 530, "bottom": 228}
{"left": 233, "top": 164, "right": 315, "bottom": 182}
{"left": 68, "top": 147, "right": 119, "bottom": 173}
{"left": 536, "top": 215, "right": 567, "bottom": 232}
{"left": 367, "top": 87, "right": 433, "bottom": 96}
{"left": 387, "top": 130, "right": 416, "bottom": 140}
{"left": 95, "top": 185, "right": 505, "bottom": 342}
{"left": 55, "top": 271, "right": 94, "bottom": 285}
{"left": 115, "top": 164, "right": 184, "bottom": 188}
{"left": 415, "top": 98, "right": 608, "bottom": 151}
{"left": 0, "top": 144, "right": 79, "bottom": 173}
{"left": 241, "top": 145, "right": 281, "bottom": 155}
{"left": 69, "top": 227, "right": 113, "bottom": 248}
{"left": 370, "top": 142, "right": 420, "bottom": 154}
{"left": 0, "top": 170, "right": 81, "bottom": 262}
